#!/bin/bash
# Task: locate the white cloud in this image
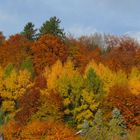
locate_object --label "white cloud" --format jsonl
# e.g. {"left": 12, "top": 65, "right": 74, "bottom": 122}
{"left": 124, "top": 31, "right": 140, "bottom": 43}
{"left": 66, "top": 25, "right": 98, "bottom": 37}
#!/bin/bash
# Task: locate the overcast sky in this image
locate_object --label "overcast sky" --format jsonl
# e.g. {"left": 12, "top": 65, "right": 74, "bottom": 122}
{"left": 0, "top": 0, "right": 140, "bottom": 39}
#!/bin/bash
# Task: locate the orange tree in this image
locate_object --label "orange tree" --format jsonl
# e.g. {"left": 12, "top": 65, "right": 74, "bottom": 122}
{"left": 103, "top": 85, "right": 140, "bottom": 129}
{"left": 0, "top": 34, "right": 32, "bottom": 68}
{"left": 32, "top": 34, "right": 68, "bottom": 74}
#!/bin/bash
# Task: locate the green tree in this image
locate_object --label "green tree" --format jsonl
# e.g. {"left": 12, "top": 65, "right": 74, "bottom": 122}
{"left": 85, "top": 109, "right": 108, "bottom": 140}
{"left": 108, "top": 108, "right": 127, "bottom": 140}
{"left": 21, "top": 22, "right": 37, "bottom": 40}
{"left": 85, "top": 67, "right": 104, "bottom": 99}
{"left": 20, "top": 57, "right": 34, "bottom": 77}
{"left": 39, "top": 16, "right": 65, "bottom": 39}
{"left": 4, "top": 64, "right": 14, "bottom": 78}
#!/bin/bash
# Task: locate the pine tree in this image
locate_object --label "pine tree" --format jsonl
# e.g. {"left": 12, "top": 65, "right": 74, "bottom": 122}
{"left": 85, "top": 67, "right": 104, "bottom": 98}
{"left": 21, "top": 22, "right": 37, "bottom": 40}
{"left": 39, "top": 16, "right": 65, "bottom": 39}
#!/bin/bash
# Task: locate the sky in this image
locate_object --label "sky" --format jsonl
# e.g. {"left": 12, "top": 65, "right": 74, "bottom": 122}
{"left": 0, "top": 0, "right": 140, "bottom": 40}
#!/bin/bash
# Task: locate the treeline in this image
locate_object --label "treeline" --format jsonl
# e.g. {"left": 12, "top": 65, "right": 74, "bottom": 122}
{"left": 0, "top": 16, "right": 140, "bottom": 140}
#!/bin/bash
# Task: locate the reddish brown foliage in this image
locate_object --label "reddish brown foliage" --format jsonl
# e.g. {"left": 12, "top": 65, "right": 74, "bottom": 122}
{"left": 3, "top": 120, "right": 80, "bottom": 140}
{"left": 101, "top": 37, "right": 140, "bottom": 73}
{"left": 32, "top": 34, "right": 68, "bottom": 73}
{"left": 67, "top": 38, "right": 101, "bottom": 72}
{"left": 5, "top": 34, "right": 32, "bottom": 52}
{"left": 41, "top": 91, "right": 64, "bottom": 120}
{"left": 135, "top": 48, "right": 140, "bottom": 69}
{"left": 3, "top": 121, "right": 22, "bottom": 140}
{"left": 0, "top": 34, "right": 32, "bottom": 68}
{"left": 16, "top": 88, "right": 41, "bottom": 125}
{"left": 0, "top": 32, "right": 5, "bottom": 46}
{"left": 34, "top": 75, "right": 47, "bottom": 89}
{"left": 21, "top": 120, "right": 80, "bottom": 140}
{"left": 104, "top": 85, "right": 140, "bottom": 129}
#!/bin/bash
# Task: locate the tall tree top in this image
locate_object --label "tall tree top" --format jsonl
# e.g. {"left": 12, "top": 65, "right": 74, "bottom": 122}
{"left": 21, "top": 22, "right": 37, "bottom": 41}
{"left": 39, "top": 16, "right": 65, "bottom": 39}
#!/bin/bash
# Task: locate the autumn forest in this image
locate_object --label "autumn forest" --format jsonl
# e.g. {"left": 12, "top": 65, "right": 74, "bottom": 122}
{"left": 0, "top": 16, "right": 140, "bottom": 140}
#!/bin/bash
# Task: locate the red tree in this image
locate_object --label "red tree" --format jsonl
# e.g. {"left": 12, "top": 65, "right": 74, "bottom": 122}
{"left": 32, "top": 34, "right": 68, "bottom": 73}
{"left": 104, "top": 85, "right": 140, "bottom": 129}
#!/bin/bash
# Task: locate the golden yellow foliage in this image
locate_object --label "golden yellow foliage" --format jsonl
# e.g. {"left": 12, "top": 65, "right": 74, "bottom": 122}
{"left": 85, "top": 60, "right": 127, "bottom": 94}
{"left": 75, "top": 90, "right": 99, "bottom": 129}
{"left": 128, "top": 68, "right": 140, "bottom": 95}
{"left": 21, "top": 120, "right": 80, "bottom": 140}
{"left": 44, "top": 59, "right": 78, "bottom": 92}
{"left": 0, "top": 68, "right": 32, "bottom": 119}
{"left": 44, "top": 60, "right": 63, "bottom": 90}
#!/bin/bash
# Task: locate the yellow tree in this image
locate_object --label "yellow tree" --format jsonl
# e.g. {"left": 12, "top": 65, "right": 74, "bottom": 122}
{"left": 85, "top": 61, "right": 127, "bottom": 94}
{"left": 58, "top": 63, "right": 102, "bottom": 129}
{"left": 44, "top": 60, "right": 63, "bottom": 91}
{"left": 128, "top": 67, "right": 140, "bottom": 95}
{"left": 85, "top": 61, "right": 115, "bottom": 93}
{"left": 0, "top": 67, "right": 32, "bottom": 121}
{"left": 74, "top": 90, "right": 99, "bottom": 129}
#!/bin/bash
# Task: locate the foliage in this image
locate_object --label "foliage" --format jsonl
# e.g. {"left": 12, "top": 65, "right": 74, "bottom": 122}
{"left": 105, "top": 85, "right": 140, "bottom": 129}
{"left": 127, "top": 127, "right": 140, "bottom": 140}
{"left": 44, "top": 60, "right": 63, "bottom": 90}
{"left": 31, "top": 90, "right": 63, "bottom": 121}
{"left": 0, "top": 21, "right": 140, "bottom": 139}
{"left": 39, "top": 16, "right": 65, "bottom": 39}
{"left": 20, "top": 57, "right": 34, "bottom": 76}
{"left": 85, "top": 109, "right": 108, "bottom": 140}
{"left": 32, "top": 34, "right": 68, "bottom": 73}
{"left": 3, "top": 121, "right": 22, "bottom": 140}
{"left": 0, "top": 68, "right": 32, "bottom": 122}
{"left": 21, "top": 22, "right": 37, "bottom": 40}
{"left": 108, "top": 108, "right": 127, "bottom": 139}
{"left": 0, "top": 32, "right": 5, "bottom": 46}
{"left": 4, "top": 120, "right": 81, "bottom": 140}
{"left": 4, "top": 64, "right": 14, "bottom": 78}
{"left": 85, "top": 67, "right": 104, "bottom": 97}
{"left": 15, "top": 87, "right": 41, "bottom": 125}
{"left": 128, "top": 67, "right": 140, "bottom": 95}
{"left": 101, "top": 37, "right": 139, "bottom": 73}
{"left": 0, "top": 34, "right": 32, "bottom": 68}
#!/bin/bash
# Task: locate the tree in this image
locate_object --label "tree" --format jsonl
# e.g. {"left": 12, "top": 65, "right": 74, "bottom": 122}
{"left": 85, "top": 61, "right": 127, "bottom": 93}
{"left": 128, "top": 67, "right": 140, "bottom": 95}
{"left": 3, "top": 121, "right": 22, "bottom": 140}
{"left": 101, "top": 37, "right": 139, "bottom": 73}
{"left": 105, "top": 85, "right": 140, "bottom": 129}
{"left": 0, "top": 32, "right": 5, "bottom": 46}
{"left": 31, "top": 90, "right": 63, "bottom": 121}
{"left": 0, "top": 34, "right": 31, "bottom": 68}
{"left": 56, "top": 62, "right": 101, "bottom": 129}
{"left": 57, "top": 66, "right": 83, "bottom": 127}
{"left": 79, "top": 33, "right": 105, "bottom": 51}
{"left": 85, "top": 109, "right": 108, "bottom": 140}
{"left": 74, "top": 89, "right": 99, "bottom": 129}
{"left": 15, "top": 87, "right": 41, "bottom": 125}
{"left": 21, "top": 22, "right": 37, "bottom": 40}
{"left": 21, "top": 120, "right": 80, "bottom": 140}
{"left": 44, "top": 60, "right": 63, "bottom": 90}
{"left": 67, "top": 38, "right": 100, "bottom": 72}
{"left": 85, "top": 67, "right": 103, "bottom": 96}
{"left": 108, "top": 108, "right": 127, "bottom": 139}
{"left": 39, "top": 16, "right": 65, "bottom": 39}
{"left": 32, "top": 34, "right": 68, "bottom": 73}
{"left": 20, "top": 57, "right": 35, "bottom": 77}
{"left": 0, "top": 68, "right": 32, "bottom": 122}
